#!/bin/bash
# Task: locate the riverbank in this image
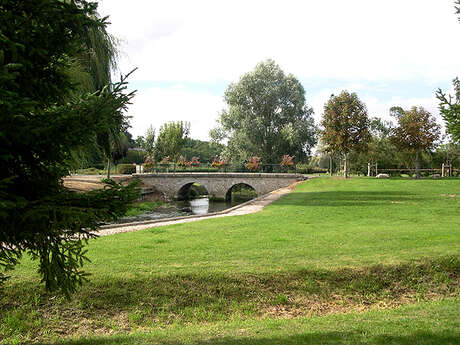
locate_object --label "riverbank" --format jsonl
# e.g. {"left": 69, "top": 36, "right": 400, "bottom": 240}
{"left": 97, "top": 180, "right": 304, "bottom": 236}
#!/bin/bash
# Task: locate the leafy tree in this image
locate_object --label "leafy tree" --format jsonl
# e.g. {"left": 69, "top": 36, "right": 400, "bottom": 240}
{"left": 320, "top": 91, "right": 371, "bottom": 178}
{"left": 142, "top": 125, "right": 156, "bottom": 157}
{"left": 0, "top": 0, "right": 139, "bottom": 295}
{"left": 154, "top": 121, "right": 190, "bottom": 163}
{"left": 211, "top": 60, "right": 317, "bottom": 164}
{"left": 118, "top": 149, "right": 147, "bottom": 165}
{"left": 436, "top": 2, "right": 460, "bottom": 143}
{"left": 62, "top": 3, "right": 127, "bottom": 178}
{"left": 437, "top": 79, "right": 460, "bottom": 143}
{"left": 180, "top": 138, "right": 224, "bottom": 163}
{"left": 433, "top": 142, "right": 460, "bottom": 173}
{"left": 111, "top": 132, "right": 130, "bottom": 164}
{"left": 389, "top": 106, "right": 405, "bottom": 118}
{"left": 347, "top": 117, "right": 396, "bottom": 176}
{"left": 390, "top": 107, "right": 440, "bottom": 178}
{"left": 134, "top": 136, "right": 146, "bottom": 148}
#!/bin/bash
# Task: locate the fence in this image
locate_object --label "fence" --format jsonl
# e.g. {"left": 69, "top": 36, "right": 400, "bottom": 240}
{"left": 375, "top": 168, "right": 460, "bottom": 177}
{"left": 141, "top": 163, "right": 298, "bottom": 174}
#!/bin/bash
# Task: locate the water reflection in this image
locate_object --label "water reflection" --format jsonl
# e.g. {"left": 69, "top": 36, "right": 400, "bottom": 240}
{"left": 177, "top": 196, "right": 239, "bottom": 215}
{"left": 189, "top": 197, "right": 209, "bottom": 215}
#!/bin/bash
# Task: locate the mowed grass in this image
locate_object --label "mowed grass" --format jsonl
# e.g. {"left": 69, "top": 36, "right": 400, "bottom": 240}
{"left": 1, "top": 177, "right": 459, "bottom": 344}
{"left": 54, "top": 299, "right": 460, "bottom": 345}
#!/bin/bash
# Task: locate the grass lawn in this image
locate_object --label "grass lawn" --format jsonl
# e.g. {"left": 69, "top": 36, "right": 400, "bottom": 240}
{"left": 1, "top": 177, "right": 459, "bottom": 344}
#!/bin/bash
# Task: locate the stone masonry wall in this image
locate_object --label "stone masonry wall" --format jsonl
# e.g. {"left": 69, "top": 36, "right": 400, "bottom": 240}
{"left": 134, "top": 173, "right": 304, "bottom": 199}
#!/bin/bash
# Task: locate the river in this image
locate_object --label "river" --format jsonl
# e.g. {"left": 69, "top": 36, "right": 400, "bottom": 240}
{"left": 115, "top": 196, "right": 250, "bottom": 224}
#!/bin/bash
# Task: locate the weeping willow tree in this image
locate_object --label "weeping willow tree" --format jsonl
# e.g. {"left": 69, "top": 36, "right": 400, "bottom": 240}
{"left": 65, "top": 10, "right": 129, "bottom": 176}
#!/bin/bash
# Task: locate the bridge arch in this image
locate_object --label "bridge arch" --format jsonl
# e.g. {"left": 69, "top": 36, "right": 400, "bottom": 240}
{"left": 177, "top": 181, "right": 209, "bottom": 200}
{"left": 225, "top": 183, "right": 257, "bottom": 202}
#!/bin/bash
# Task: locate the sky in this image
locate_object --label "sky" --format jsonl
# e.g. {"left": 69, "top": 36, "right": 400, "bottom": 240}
{"left": 98, "top": 0, "right": 460, "bottom": 142}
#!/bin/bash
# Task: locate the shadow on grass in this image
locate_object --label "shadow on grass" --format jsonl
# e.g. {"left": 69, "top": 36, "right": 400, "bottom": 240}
{"left": 2, "top": 257, "right": 459, "bottom": 326}
{"left": 54, "top": 331, "right": 460, "bottom": 345}
{"left": 274, "top": 191, "right": 432, "bottom": 207}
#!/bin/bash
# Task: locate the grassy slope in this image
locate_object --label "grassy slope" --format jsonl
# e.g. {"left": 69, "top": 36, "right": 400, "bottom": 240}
{"left": 1, "top": 178, "right": 459, "bottom": 344}
{"left": 62, "top": 299, "right": 460, "bottom": 345}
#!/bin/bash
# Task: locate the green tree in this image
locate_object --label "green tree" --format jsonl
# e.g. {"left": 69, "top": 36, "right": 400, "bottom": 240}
{"left": 154, "top": 121, "right": 190, "bottom": 163}
{"left": 437, "top": 78, "right": 460, "bottom": 143}
{"left": 390, "top": 107, "right": 440, "bottom": 179}
{"left": 142, "top": 125, "right": 156, "bottom": 157}
{"left": 0, "top": 0, "right": 139, "bottom": 295}
{"left": 211, "top": 60, "right": 317, "bottom": 164}
{"left": 433, "top": 142, "right": 460, "bottom": 173}
{"left": 320, "top": 91, "right": 371, "bottom": 178}
{"left": 435, "top": 2, "right": 460, "bottom": 144}
{"left": 180, "top": 138, "right": 224, "bottom": 163}
{"left": 62, "top": 3, "right": 127, "bottom": 178}
{"left": 348, "top": 117, "right": 395, "bottom": 176}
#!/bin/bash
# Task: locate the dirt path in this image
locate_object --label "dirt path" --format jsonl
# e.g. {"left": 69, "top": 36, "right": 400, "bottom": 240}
{"left": 97, "top": 180, "right": 305, "bottom": 236}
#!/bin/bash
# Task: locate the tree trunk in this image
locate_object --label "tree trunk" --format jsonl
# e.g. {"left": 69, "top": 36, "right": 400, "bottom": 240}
{"left": 107, "top": 159, "right": 111, "bottom": 179}
{"left": 344, "top": 153, "right": 348, "bottom": 179}
{"left": 367, "top": 162, "right": 371, "bottom": 177}
{"left": 415, "top": 150, "right": 421, "bottom": 179}
{"left": 442, "top": 163, "right": 445, "bottom": 177}
{"left": 375, "top": 162, "right": 378, "bottom": 176}
{"left": 329, "top": 154, "right": 333, "bottom": 176}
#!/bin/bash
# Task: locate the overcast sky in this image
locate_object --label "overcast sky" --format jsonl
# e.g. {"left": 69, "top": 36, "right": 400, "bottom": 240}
{"left": 98, "top": 0, "right": 460, "bottom": 141}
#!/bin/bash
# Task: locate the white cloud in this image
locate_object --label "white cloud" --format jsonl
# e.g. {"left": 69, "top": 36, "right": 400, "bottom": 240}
{"left": 128, "top": 86, "right": 224, "bottom": 140}
{"left": 97, "top": 0, "right": 459, "bottom": 140}
{"left": 99, "top": 0, "right": 460, "bottom": 83}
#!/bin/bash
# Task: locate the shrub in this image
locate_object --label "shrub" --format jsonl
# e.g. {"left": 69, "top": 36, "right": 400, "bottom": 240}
{"left": 295, "top": 164, "right": 328, "bottom": 174}
{"left": 118, "top": 164, "right": 136, "bottom": 175}
{"left": 190, "top": 156, "right": 200, "bottom": 167}
{"left": 76, "top": 167, "right": 102, "bottom": 175}
{"left": 245, "top": 156, "right": 262, "bottom": 171}
{"left": 92, "top": 163, "right": 105, "bottom": 170}
{"left": 211, "top": 156, "right": 230, "bottom": 170}
{"left": 280, "top": 155, "right": 294, "bottom": 171}
{"left": 177, "top": 156, "right": 188, "bottom": 168}
{"left": 143, "top": 156, "right": 155, "bottom": 173}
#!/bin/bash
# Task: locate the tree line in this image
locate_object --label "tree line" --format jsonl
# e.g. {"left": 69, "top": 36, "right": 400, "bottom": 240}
{"left": 131, "top": 59, "right": 458, "bottom": 178}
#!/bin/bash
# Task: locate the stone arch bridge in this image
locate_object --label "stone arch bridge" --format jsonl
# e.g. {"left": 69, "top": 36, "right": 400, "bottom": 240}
{"left": 135, "top": 173, "right": 306, "bottom": 200}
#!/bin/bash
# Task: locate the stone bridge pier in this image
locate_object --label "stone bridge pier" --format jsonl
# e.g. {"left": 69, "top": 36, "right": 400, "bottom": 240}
{"left": 134, "top": 173, "right": 305, "bottom": 200}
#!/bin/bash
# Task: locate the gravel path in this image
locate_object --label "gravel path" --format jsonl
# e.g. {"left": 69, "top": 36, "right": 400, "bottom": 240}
{"left": 97, "top": 180, "right": 305, "bottom": 237}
